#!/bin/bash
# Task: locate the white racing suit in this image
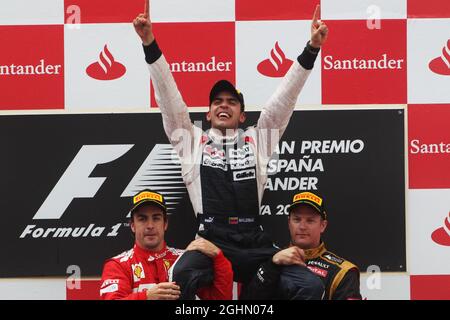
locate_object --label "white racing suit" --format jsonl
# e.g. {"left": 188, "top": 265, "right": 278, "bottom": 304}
{"left": 143, "top": 40, "right": 324, "bottom": 299}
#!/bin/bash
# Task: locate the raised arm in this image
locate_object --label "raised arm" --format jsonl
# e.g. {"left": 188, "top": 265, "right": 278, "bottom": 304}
{"left": 133, "top": 1, "right": 195, "bottom": 156}
{"left": 310, "top": 4, "right": 329, "bottom": 49}
{"left": 256, "top": 5, "right": 329, "bottom": 154}
{"left": 133, "top": 0, "right": 154, "bottom": 45}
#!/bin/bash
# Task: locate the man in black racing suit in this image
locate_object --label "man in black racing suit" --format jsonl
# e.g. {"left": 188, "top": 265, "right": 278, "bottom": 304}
{"left": 241, "top": 191, "right": 362, "bottom": 300}
{"left": 133, "top": 1, "right": 329, "bottom": 299}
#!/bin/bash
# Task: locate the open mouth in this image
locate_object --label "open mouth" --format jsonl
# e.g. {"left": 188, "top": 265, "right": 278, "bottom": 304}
{"left": 217, "top": 112, "right": 231, "bottom": 119}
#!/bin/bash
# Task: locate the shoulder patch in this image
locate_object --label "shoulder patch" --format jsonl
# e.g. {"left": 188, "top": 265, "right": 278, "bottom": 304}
{"left": 244, "top": 135, "right": 255, "bottom": 145}
{"left": 112, "top": 248, "right": 134, "bottom": 263}
{"left": 168, "top": 247, "right": 185, "bottom": 256}
{"left": 323, "top": 252, "right": 344, "bottom": 265}
{"left": 200, "top": 135, "right": 209, "bottom": 144}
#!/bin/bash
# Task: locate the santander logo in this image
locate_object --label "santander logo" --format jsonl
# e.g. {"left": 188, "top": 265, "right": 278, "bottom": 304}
{"left": 86, "top": 45, "right": 126, "bottom": 80}
{"left": 431, "top": 211, "right": 450, "bottom": 246}
{"left": 429, "top": 40, "right": 450, "bottom": 76}
{"left": 257, "top": 42, "right": 293, "bottom": 77}
{"left": 431, "top": 212, "right": 450, "bottom": 246}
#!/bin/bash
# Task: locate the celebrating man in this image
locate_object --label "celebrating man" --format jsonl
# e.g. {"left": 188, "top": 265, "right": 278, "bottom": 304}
{"left": 133, "top": 1, "right": 328, "bottom": 299}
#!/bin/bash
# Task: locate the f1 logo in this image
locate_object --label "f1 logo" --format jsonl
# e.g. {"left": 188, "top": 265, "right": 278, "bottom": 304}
{"left": 33, "top": 145, "right": 133, "bottom": 219}
{"left": 33, "top": 144, "right": 183, "bottom": 220}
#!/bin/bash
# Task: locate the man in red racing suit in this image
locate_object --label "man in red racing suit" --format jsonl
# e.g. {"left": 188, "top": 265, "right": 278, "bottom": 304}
{"left": 100, "top": 189, "right": 232, "bottom": 300}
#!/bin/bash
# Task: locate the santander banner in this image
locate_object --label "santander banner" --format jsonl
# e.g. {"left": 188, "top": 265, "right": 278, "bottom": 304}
{"left": 408, "top": 104, "right": 450, "bottom": 189}
{"left": 151, "top": 22, "right": 235, "bottom": 107}
{"left": 257, "top": 42, "right": 293, "bottom": 78}
{"left": 429, "top": 39, "right": 450, "bottom": 76}
{"left": 236, "top": 0, "right": 319, "bottom": 20}
{"left": 65, "top": 0, "right": 143, "bottom": 23}
{"left": 408, "top": 0, "right": 450, "bottom": 18}
{"left": 431, "top": 212, "right": 450, "bottom": 246}
{"left": 322, "top": 20, "right": 407, "bottom": 104}
{"left": 410, "top": 275, "right": 450, "bottom": 300}
{"left": 86, "top": 45, "right": 126, "bottom": 81}
{"left": 0, "top": 25, "right": 64, "bottom": 110}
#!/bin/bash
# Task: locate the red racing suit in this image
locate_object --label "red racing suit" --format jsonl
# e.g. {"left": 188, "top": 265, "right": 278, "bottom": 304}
{"left": 100, "top": 242, "right": 233, "bottom": 300}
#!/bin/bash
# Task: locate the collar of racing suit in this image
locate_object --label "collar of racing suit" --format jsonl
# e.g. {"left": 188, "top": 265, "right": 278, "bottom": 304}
{"left": 133, "top": 242, "right": 170, "bottom": 262}
{"left": 207, "top": 127, "right": 239, "bottom": 145}
{"left": 303, "top": 242, "right": 327, "bottom": 260}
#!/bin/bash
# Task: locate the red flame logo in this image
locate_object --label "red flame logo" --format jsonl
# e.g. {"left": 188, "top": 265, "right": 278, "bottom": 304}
{"left": 431, "top": 211, "right": 450, "bottom": 246}
{"left": 429, "top": 40, "right": 450, "bottom": 76}
{"left": 86, "top": 45, "right": 126, "bottom": 80}
{"left": 257, "top": 42, "right": 293, "bottom": 78}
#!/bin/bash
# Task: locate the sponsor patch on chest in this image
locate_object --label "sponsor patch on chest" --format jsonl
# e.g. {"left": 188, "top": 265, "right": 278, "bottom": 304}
{"left": 308, "top": 260, "right": 331, "bottom": 269}
{"left": 233, "top": 169, "right": 256, "bottom": 181}
{"left": 202, "top": 154, "right": 227, "bottom": 171}
{"left": 132, "top": 262, "right": 146, "bottom": 282}
{"left": 230, "top": 156, "right": 255, "bottom": 170}
{"left": 323, "top": 252, "right": 344, "bottom": 265}
{"left": 229, "top": 145, "right": 255, "bottom": 169}
{"left": 307, "top": 266, "right": 328, "bottom": 278}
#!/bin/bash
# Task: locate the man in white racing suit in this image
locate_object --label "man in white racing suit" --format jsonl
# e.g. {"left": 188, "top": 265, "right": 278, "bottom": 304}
{"left": 133, "top": 0, "right": 329, "bottom": 299}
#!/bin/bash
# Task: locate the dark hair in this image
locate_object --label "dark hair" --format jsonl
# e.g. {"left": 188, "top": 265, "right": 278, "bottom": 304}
{"left": 209, "top": 101, "right": 245, "bottom": 113}
{"left": 131, "top": 204, "right": 168, "bottom": 222}
{"left": 209, "top": 80, "right": 245, "bottom": 112}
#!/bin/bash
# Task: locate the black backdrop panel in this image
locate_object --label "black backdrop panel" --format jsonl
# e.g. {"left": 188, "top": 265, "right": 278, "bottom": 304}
{"left": 0, "top": 109, "right": 405, "bottom": 277}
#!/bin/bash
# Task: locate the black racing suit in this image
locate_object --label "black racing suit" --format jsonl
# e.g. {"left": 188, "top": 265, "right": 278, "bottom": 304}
{"left": 241, "top": 242, "right": 362, "bottom": 300}
{"left": 143, "top": 39, "right": 323, "bottom": 299}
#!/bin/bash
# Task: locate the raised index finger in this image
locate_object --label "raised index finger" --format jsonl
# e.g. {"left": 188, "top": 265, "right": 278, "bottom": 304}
{"left": 312, "top": 4, "right": 320, "bottom": 24}
{"left": 144, "top": 0, "right": 149, "bottom": 18}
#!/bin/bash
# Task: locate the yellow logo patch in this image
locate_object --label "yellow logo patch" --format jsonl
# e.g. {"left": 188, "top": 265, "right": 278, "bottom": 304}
{"left": 163, "top": 259, "right": 171, "bottom": 272}
{"left": 133, "top": 191, "right": 162, "bottom": 204}
{"left": 293, "top": 192, "right": 323, "bottom": 206}
{"left": 134, "top": 265, "right": 143, "bottom": 278}
{"left": 132, "top": 263, "right": 145, "bottom": 282}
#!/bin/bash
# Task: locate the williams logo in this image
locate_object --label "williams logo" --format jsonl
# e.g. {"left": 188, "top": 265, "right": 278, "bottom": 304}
{"left": 257, "top": 42, "right": 293, "bottom": 78}
{"left": 431, "top": 212, "right": 450, "bottom": 246}
{"left": 429, "top": 40, "right": 450, "bottom": 76}
{"left": 86, "top": 44, "right": 126, "bottom": 80}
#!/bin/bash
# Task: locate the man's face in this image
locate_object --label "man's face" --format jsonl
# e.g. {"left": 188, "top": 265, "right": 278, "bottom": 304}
{"left": 288, "top": 204, "right": 327, "bottom": 249}
{"left": 207, "top": 91, "right": 246, "bottom": 131}
{"left": 131, "top": 204, "right": 167, "bottom": 252}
